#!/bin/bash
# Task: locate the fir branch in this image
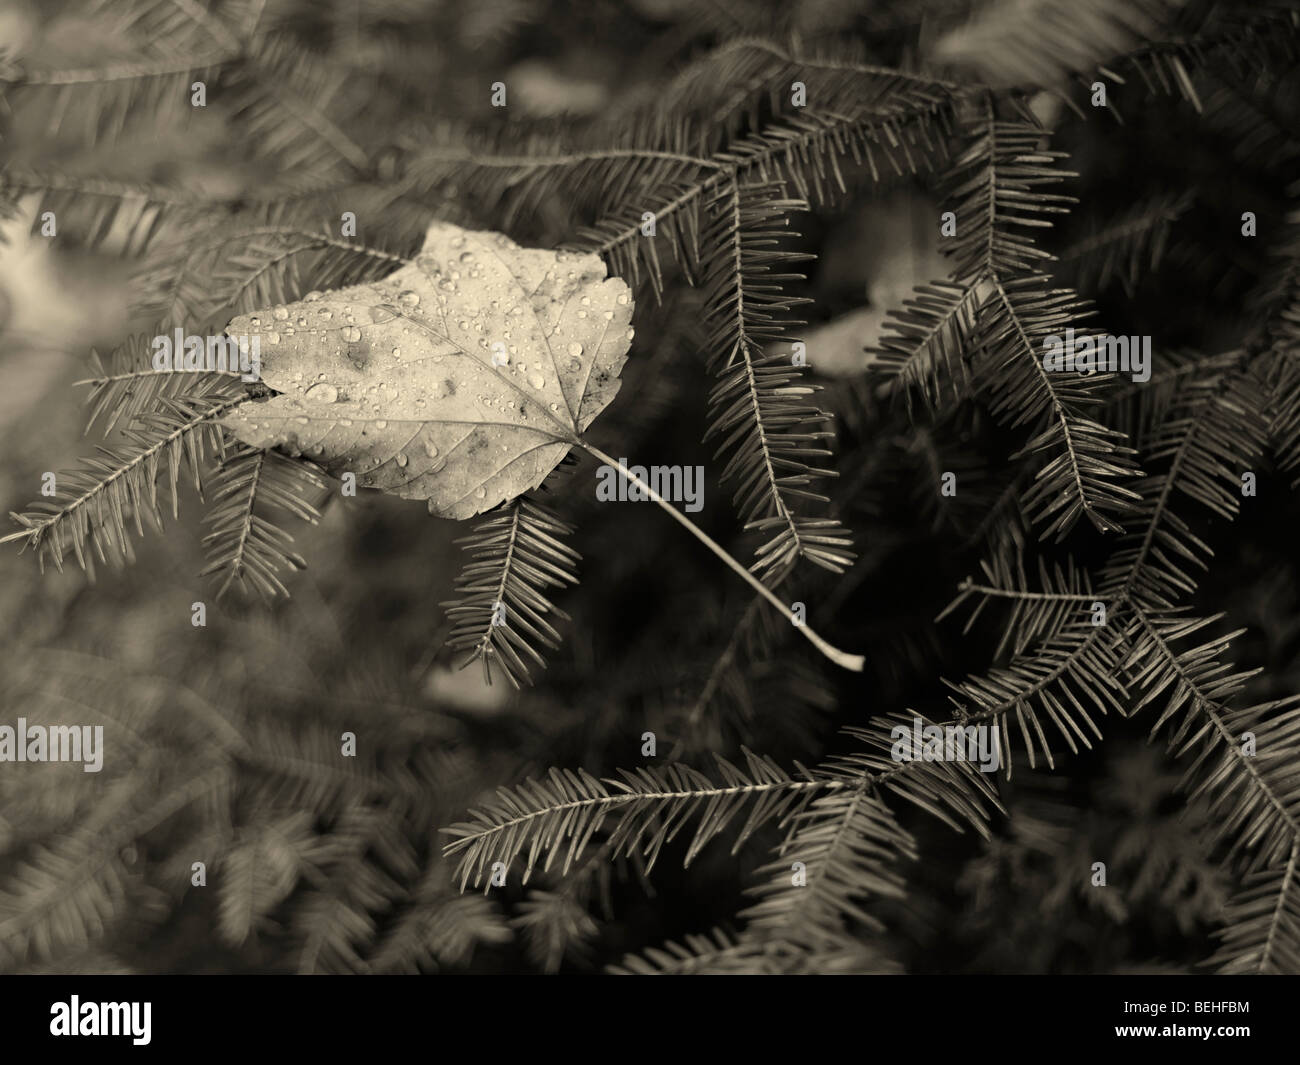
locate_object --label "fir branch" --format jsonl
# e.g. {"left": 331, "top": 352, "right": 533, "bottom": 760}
{"left": 200, "top": 445, "right": 328, "bottom": 601}
{"left": 2, "top": 393, "right": 248, "bottom": 575}
{"left": 735, "top": 717, "right": 999, "bottom": 960}
{"left": 1210, "top": 844, "right": 1300, "bottom": 974}
{"left": 1057, "top": 191, "right": 1195, "bottom": 297}
{"left": 442, "top": 753, "right": 826, "bottom": 891}
{"left": 441, "top": 497, "right": 581, "bottom": 689}
{"left": 77, "top": 333, "right": 245, "bottom": 435}
{"left": 943, "top": 621, "right": 1127, "bottom": 771}
{"left": 701, "top": 179, "right": 853, "bottom": 579}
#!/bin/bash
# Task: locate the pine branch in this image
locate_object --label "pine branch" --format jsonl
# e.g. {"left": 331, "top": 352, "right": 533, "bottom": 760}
{"left": 1210, "top": 844, "right": 1300, "bottom": 974}
{"left": 701, "top": 179, "right": 853, "bottom": 578}
{"left": 942, "top": 552, "right": 1097, "bottom": 658}
{"left": 610, "top": 927, "right": 767, "bottom": 974}
{"left": 1100, "top": 2, "right": 1300, "bottom": 113}
{"left": 200, "top": 444, "right": 328, "bottom": 600}
{"left": 2, "top": 393, "right": 248, "bottom": 575}
{"left": 870, "top": 279, "right": 986, "bottom": 413}
{"left": 943, "top": 621, "right": 1127, "bottom": 771}
{"left": 1097, "top": 359, "right": 1266, "bottom": 606}
{"left": 874, "top": 103, "right": 1144, "bottom": 537}
{"left": 441, "top": 497, "right": 581, "bottom": 689}
{"left": 736, "top": 717, "right": 999, "bottom": 958}
{"left": 1057, "top": 191, "right": 1195, "bottom": 297}
{"left": 978, "top": 276, "right": 1143, "bottom": 537}
{"left": 441, "top": 753, "right": 826, "bottom": 891}
{"left": 78, "top": 332, "right": 245, "bottom": 435}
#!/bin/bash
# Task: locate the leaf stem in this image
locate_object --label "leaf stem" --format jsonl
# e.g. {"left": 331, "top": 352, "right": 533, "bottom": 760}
{"left": 579, "top": 443, "right": 864, "bottom": 672}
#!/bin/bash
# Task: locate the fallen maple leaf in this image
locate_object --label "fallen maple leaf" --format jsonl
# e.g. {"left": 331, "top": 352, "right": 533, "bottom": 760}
{"left": 221, "top": 220, "right": 863, "bottom": 672}
{"left": 221, "top": 220, "right": 634, "bottom": 519}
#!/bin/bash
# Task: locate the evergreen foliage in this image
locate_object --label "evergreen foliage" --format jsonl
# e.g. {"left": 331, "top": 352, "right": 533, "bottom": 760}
{"left": 2, "top": 0, "right": 1299, "bottom": 974}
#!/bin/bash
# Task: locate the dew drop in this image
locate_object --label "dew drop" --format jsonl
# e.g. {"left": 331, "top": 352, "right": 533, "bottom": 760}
{"left": 295, "top": 416, "right": 309, "bottom": 425}
{"left": 399, "top": 290, "right": 421, "bottom": 306}
{"left": 304, "top": 291, "right": 323, "bottom": 302}
{"left": 567, "top": 357, "right": 582, "bottom": 373}
{"left": 266, "top": 331, "right": 281, "bottom": 345}
{"left": 297, "top": 316, "right": 308, "bottom": 327}
{"left": 616, "top": 292, "right": 630, "bottom": 306}
{"left": 626, "top": 328, "right": 635, "bottom": 340}
{"left": 580, "top": 296, "right": 591, "bottom": 306}
{"left": 475, "top": 486, "right": 487, "bottom": 499}
{"left": 577, "top": 310, "right": 587, "bottom": 318}
{"left": 396, "top": 453, "right": 409, "bottom": 468}
{"left": 528, "top": 372, "right": 546, "bottom": 389}
{"left": 318, "top": 309, "right": 332, "bottom": 320}
{"left": 374, "top": 420, "right": 388, "bottom": 429}
{"left": 567, "top": 342, "right": 583, "bottom": 357}
{"left": 370, "top": 305, "right": 393, "bottom": 323}
{"left": 549, "top": 403, "right": 559, "bottom": 411}
{"left": 272, "top": 305, "right": 290, "bottom": 320}
{"left": 304, "top": 382, "right": 338, "bottom": 403}
{"left": 425, "top": 442, "right": 440, "bottom": 458}
{"left": 342, "top": 326, "right": 362, "bottom": 343}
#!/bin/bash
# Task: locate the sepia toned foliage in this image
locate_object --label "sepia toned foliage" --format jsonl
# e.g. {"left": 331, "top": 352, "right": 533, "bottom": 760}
{"left": 1, "top": 0, "right": 1299, "bottom": 974}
